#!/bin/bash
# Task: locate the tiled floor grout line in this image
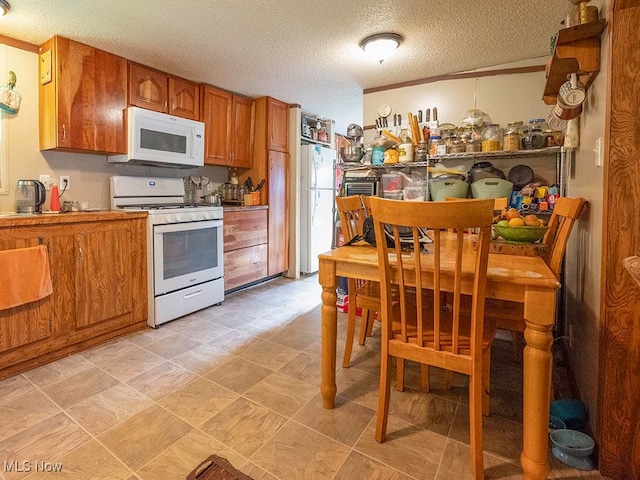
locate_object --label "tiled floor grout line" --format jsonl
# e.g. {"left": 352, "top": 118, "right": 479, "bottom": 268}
{"left": 18, "top": 372, "right": 138, "bottom": 480}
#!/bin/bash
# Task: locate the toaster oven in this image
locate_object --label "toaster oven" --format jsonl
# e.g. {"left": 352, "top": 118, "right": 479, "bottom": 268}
{"left": 343, "top": 178, "right": 379, "bottom": 197}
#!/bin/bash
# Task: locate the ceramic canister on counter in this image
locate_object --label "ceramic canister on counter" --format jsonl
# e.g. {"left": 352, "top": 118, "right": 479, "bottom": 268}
{"left": 398, "top": 143, "right": 414, "bottom": 163}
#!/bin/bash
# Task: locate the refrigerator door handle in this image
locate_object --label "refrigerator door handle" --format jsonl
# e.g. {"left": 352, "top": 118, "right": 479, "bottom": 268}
{"left": 311, "top": 189, "right": 317, "bottom": 225}
{"left": 311, "top": 157, "right": 318, "bottom": 189}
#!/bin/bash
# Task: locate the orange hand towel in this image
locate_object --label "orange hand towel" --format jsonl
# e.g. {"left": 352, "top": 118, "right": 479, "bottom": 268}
{"left": 0, "top": 245, "right": 53, "bottom": 311}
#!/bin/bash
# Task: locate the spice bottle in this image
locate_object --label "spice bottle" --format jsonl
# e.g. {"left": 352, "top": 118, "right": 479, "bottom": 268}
{"left": 429, "top": 135, "right": 442, "bottom": 155}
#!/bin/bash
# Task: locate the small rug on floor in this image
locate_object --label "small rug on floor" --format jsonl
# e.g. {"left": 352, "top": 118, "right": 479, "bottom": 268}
{"left": 187, "top": 455, "right": 254, "bottom": 480}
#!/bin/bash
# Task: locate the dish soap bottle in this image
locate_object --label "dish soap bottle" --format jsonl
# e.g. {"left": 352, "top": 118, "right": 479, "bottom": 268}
{"left": 230, "top": 169, "right": 239, "bottom": 185}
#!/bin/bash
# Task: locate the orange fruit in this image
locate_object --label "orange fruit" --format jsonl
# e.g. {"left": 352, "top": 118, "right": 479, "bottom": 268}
{"left": 524, "top": 214, "right": 540, "bottom": 226}
{"left": 504, "top": 208, "right": 521, "bottom": 221}
{"left": 508, "top": 217, "right": 525, "bottom": 227}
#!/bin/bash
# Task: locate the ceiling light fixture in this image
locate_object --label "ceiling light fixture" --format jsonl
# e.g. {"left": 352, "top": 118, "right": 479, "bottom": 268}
{"left": 0, "top": 0, "right": 10, "bottom": 15}
{"left": 360, "top": 33, "right": 403, "bottom": 64}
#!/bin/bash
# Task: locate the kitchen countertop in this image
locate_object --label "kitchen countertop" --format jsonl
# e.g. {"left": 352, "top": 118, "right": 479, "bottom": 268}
{"left": 0, "top": 210, "right": 148, "bottom": 227}
{"left": 223, "top": 205, "right": 268, "bottom": 212}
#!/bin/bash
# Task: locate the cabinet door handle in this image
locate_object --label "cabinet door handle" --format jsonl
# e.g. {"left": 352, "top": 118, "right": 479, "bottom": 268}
{"left": 62, "top": 124, "right": 66, "bottom": 142}
{"left": 78, "top": 244, "right": 83, "bottom": 261}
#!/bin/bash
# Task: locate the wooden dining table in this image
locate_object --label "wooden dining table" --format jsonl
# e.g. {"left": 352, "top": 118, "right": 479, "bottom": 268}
{"left": 318, "top": 235, "right": 560, "bottom": 480}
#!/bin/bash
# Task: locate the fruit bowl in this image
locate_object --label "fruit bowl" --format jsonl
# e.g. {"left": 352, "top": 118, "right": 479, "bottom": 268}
{"left": 494, "top": 224, "right": 548, "bottom": 244}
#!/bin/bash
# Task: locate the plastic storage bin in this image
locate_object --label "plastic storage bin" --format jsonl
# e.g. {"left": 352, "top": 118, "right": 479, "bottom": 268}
{"left": 382, "top": 190, "right": 403, "bottom": 200}
{"left": 404, "top": 185, "right": 426, "bottom": 201}
{"left": 470, "top": 178, "right": 514, "bottom": 199}
{"left": 429, "top": 179, "right": 469, "bottom": 201}
{"left": 381, "top": 173, "right": 404, "bottom": 192}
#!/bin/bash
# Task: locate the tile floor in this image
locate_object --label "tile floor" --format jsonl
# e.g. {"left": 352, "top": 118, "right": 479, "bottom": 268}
{"left": 0, "top": 275, "right": 603, "bottom": 480}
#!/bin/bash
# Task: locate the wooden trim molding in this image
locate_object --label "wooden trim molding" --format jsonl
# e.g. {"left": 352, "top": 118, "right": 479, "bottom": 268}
{"left": 0, "top": 35, "right": 39, "bottom": 53}
{"left": 363, "top": 65, "right": 546, "bottom": 95}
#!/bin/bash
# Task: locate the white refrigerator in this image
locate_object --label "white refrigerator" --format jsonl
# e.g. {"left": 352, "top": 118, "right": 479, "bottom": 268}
{"left": 300, "top": 144, "right": 336, "bottom": 274}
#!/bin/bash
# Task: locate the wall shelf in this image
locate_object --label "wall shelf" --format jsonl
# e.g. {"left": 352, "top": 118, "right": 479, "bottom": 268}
{"left": 543, "top": 19, "right": 607, "bottom": 105}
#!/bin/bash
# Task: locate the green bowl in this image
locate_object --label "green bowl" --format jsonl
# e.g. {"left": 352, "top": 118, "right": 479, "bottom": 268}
{"left": 494, "top": 224, "right": 548, "bottom": 244}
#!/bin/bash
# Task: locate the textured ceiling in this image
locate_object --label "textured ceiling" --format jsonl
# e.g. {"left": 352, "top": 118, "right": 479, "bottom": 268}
{"left": 1, "top": 0, "right": 572, "bottom": 134}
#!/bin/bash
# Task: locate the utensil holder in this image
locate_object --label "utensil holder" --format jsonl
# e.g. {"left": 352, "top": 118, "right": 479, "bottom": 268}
{"left": 243, "top": 193, "right": 254, "bottom": 206}
{"left": 251, "top": 191, "right": 261, "bottom": 205}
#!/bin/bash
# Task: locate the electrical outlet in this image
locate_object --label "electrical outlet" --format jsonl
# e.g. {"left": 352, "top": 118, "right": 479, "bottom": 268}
{"left": 39, "top": 174, "right": 51, "bottom": 191}
{"left": 60, "top": 175, "right": 70, "bottom": 191}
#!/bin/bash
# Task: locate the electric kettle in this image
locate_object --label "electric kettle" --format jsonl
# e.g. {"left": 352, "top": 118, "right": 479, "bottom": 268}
{"left": 15, "top": 179, "right": 46, "bottom": 214}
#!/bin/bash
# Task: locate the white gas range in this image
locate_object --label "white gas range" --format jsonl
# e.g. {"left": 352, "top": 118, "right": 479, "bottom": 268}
{"left": 110, "top": 176, "right": 224, "bottom": 327}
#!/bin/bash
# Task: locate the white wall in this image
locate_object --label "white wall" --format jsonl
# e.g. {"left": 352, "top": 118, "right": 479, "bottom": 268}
{"left": 0, "top": 45, "right": 229, "bottom": 213}
{"left": 562, "top": 0, "right": 608, "bottom": 435}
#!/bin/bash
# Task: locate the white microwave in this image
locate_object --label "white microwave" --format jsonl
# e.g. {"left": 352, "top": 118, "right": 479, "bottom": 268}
{"left": 108, "top": 107, "right": 205, "bottom": 168}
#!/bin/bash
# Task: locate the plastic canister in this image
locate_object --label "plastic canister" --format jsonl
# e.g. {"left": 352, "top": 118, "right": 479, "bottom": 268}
{"left": 372, "top": 146, "right": 385, "bottom": 165}
{"left": 428, "top": 136, "right": 442, "bottom": 155}
{"left": 398, "top": 143, "right": 414, "bottom": 163}
{"left": 383, "top": 148, "right": 399, "bottom": 164}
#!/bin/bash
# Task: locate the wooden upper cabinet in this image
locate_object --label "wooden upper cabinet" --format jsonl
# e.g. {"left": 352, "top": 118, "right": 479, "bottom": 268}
{"left": 128, "top": 62, "right": 200, "bottom": 120}
{"left": 128, "top": 63, "right": 168, "bottom": 113}
{"left": 200, "top": 85, "right": 254, "bottom": 167}
{"left": 169, "top": 77, "right": 200, "bottom": 120}
{"left": 201, "top": 86, "right": 232, "bottom": 165}
{"left": 232, "top": 95, "right": 256, "bottom": 168}
{"left": 267, "top": 97, "right": 290, "bottom": 153}
{"left": 38, "top": 36, "right": 127, "bottom": 154}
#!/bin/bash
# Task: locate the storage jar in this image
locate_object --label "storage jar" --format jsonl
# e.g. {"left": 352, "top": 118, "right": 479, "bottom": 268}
{"left": 503, "top": 121, "right": 524, "bottom": 151}
{"left": 429, "top": 135, "right": 442, "bottom": 155}
{"left": 481, "top": 124, "right": 502, "bottom": 152}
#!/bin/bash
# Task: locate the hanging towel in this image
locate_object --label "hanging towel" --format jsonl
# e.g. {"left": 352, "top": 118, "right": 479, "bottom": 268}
{"left": 0, "top": 245, "right": 53, "bottom": 311}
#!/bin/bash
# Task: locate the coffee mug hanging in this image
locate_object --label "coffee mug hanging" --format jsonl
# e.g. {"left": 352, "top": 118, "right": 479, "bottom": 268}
{"left": 0, "top": 71, "right": 22, "bottom": 114}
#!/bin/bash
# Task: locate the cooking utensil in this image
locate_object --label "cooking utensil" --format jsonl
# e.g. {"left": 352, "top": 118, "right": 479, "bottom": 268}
{"left": 418, "top": 110, "right": 423, "bottom": 123}
{"left": 255, "top": 179, "right": 265, "bottom": 191}
{"left": 201, "top": 176, "right": 210, "bottom": 187}
{"left": 425, "top": 108, "right": 430, "bottom": 122}
{"left": 433, "top": 107, "right": 438, "bottom": 122}
{"left": 190, "top": 176, "right": 201, "bottom": 189}
{"left": 508, "top": 164, "right": 535, "bottom": 188}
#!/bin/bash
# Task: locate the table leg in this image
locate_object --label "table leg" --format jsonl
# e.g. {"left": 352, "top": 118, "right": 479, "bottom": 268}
{"left": 319, "top": 260, "right": 337, "bottom": 409}
{"left": 521, "top": 286, "right": 556, "bottom": 480}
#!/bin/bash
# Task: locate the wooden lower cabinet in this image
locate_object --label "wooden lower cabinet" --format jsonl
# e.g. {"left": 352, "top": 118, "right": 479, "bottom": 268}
{"left": 223, "top": 209, "right": 268, "bottom": 291}
{"left": 0, "top": 215, "right": 147, "bottom": 379}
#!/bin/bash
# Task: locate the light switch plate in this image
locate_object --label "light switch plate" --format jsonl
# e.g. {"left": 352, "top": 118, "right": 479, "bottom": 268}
{"left": 595, "top": 137, "right": 604, "bottom": 167}
{"left": 40, "top": 50, "right": 52, "bottom": 85}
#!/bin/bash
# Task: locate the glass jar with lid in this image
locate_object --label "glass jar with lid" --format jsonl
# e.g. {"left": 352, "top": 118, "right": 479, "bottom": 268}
{"left": 522, "top": 119, "right": 549, "bottom": 150}
{"left": 481, "top": 124, "right": 502, "bottom": 152}
{"left": 503, "top": 121, "right": 524, "bottom": 151}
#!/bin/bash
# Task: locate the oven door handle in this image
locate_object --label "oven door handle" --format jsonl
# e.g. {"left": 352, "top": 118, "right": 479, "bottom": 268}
{"left": 183, "top": 290, "right": 203, "bottom": 299}
{"left": 154, "top": 219, "right": 222, "bottom": 234}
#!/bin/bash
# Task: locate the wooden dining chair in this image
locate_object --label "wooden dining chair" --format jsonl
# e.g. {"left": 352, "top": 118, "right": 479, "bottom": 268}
{"left": 335, "top": 195, "right": 381, "bottom": 367}
{"left": 485, "top": 196, "right": 587, "bottom": 354}
{"left": 369, "top": 197, "right": 496, "bottom": 479}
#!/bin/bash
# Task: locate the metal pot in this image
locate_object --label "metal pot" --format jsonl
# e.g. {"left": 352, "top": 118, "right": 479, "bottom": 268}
{"left": 469, "top": 162, "right": 504, "bottom": 183}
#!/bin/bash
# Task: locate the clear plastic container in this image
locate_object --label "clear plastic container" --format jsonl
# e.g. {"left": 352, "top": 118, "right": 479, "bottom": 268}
{"left": 381, "top": 173, "right": 404, "bottom": 192}
{"left": 429, "top": 135, "right": 442, "bottom": 155}
{"left": 382, "top": 190, "right": 403, "bottom": 200}
{"left": 404, "top": 184, "right": 426, "bottom": 201}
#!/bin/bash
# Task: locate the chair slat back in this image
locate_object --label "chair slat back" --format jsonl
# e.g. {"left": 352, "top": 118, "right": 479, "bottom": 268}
{"left": 369, "top": 198, "right": 494, "bottom": 361}
{"left": 542, "top": 197, "right": 586, "bottom": 276}
{"left": 335, "top": 195, "right": 368, "bottom": 242}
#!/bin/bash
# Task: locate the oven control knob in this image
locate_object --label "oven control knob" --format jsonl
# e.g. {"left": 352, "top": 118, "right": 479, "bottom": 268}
{"left": 165, "top": 215, "right": 176, "bottom": 223}
{"left": 203, "top": 212, "right": 214, "bottom": 220}
{"left": 190, "top": 213, "right": 201, "bottom": 221}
